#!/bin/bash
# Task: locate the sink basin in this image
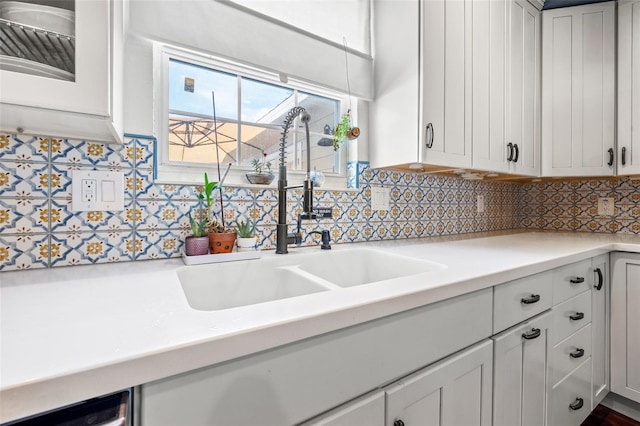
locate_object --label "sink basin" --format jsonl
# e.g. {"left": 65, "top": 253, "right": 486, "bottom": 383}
{"left": 177, "top": 260, "right": 330, "bottom": 311}
{"left": 177, "top": 248, "right": 446, "bottom": 311}
{"left": 295, "top": 248, "right": 446, "bottom": 287}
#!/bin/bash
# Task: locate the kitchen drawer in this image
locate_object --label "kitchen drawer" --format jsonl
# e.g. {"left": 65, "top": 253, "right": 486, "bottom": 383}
{"left": 550, "top": 323, "right": 592, "bottom": 386}
{"left": 552, "top": 259, "right": 592, "bottom": 305}
{"left": 552, "top": 290, "right": 591, "bottom": 345}
{"left": 494, "top": 270, "right": 553, "bottom": 333}
{"left": 548, "top": 358, "right": 592, "bottom": 426}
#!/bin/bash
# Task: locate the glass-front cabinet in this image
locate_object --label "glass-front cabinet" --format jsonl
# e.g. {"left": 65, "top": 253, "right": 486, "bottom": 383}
{"left": 0, "top": 0, "right": 123, "bottom": 143}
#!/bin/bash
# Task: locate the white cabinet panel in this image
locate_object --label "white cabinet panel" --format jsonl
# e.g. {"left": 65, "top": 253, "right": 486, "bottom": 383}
{"left": 618, "top": 0, "right": 640, "bottom": 174}
{"left": 548, "top": 358, "right": 592, "bottom": 426}
{"left": 301, "top": 391, "right": 385, "bottom": 426}
{"left": 385, "top": 340, "right": 493, "bottom": 426}
{"left": 611, "top": 253, "right": 640, "bottom": 403}
{"left": 541, "top": 2, "right": 615, "bottom": 177}
{"left": 493, "top": 311, "right": 551, "bottom": 426}
{"left": 591, "top": 254, "right": 609, "bottom": 408}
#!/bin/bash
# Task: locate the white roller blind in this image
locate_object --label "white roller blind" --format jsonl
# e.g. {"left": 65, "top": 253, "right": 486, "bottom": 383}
{"left": 128, "top": 0, "right": 373, "bottom": 99}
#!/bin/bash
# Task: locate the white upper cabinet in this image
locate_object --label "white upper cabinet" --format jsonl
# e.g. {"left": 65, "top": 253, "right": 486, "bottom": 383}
{"left": 370, "top": 0, "right": 472, "bottom": 170}
{"left": 0, "top": 0, "right": 123, "bottom": 143}
{"left": 541, "top": 2, "right": 615, "bottom": 177}
{"left": 472, "top": 0, "right": 541, "bottom": 176}
{"left": 618, "top": 0, "right": 640, "bottom": 174}
{"left": 421, "top": 0, "right": 473, "bottom": 169}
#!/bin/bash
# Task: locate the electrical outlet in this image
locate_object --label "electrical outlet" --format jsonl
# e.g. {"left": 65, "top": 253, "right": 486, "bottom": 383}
{"left": 371, "top": 186, "right": 390, "bottom": 211}
{"left": 477, "top": 195, "right": 485, "bottom": 213}
{"left": 72, "top": 170, "right": 124, "bottom": 211}
{"left": 598, "top": 197, "right": 615, "bottom": 216}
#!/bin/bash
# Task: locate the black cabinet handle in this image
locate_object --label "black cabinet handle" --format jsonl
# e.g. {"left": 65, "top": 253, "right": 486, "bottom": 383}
{"left": 394, "top": 420, "right": 405, "bottom": 426}
{"left": 522, "top": 327, "right": 541, "bottom": 340}
{"left": 513, "top": 143, "right": 519, "bottom": 162}
{"left": 570, "top": 348, "right": 585, "bottom": 358}
{"left": 608, "top": 148, "right": 614, "bottom": 166}
{"left": 521, "top": 294, "right": 540, "bottom": 304}
{"left": 507, "top": 143, "right": 514, "bottom": 161}
{"left": 570, "top": 277, "right": 585, "bottom": 284}
{"left": 569, "top": 398, "right": 584, "bottom": 411}
{"left": 595, "top": 267, "right": 603, "bottom": 291}
{"left": 622, "top": 146, "right": 627, "bottom": 166}
{"left": 425, "top": 123, "right": 434, "bottom": 149}
{"left": 570, "top": 312, "right": 585, "bottom": 321}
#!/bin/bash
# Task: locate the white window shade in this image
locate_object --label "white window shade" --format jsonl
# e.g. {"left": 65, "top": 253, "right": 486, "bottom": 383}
{"left": 128, "top": 0, "right": 373, "bottom": 100}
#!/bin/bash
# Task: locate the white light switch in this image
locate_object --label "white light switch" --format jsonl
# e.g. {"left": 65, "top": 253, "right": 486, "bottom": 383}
{"left": 72, "top": 170, "right": 124, "bottom": 211}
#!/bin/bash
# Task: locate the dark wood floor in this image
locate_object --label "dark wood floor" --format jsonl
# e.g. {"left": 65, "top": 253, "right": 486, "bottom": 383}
{"left": 582, "top": 404, "right": 640, "bottom": 426}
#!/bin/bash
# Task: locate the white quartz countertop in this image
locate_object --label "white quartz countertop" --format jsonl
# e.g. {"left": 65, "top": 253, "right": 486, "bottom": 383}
{"left": 2, "top": 231, "right": 640, "bottom": 422}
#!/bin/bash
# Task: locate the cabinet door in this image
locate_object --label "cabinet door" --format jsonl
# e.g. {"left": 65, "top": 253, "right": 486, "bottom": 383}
{"left": 422, "top": 0, "right": 472, "bottom": 168}
{"left": 472, "top": 0, "right": 508, "bottom": 174}
{"left": 618, "top": 0, "right": 640, "bottom": 174}
{"left": 385, "top": 340, "right": 492, "bottom": 426}
{"left": 301, "top": 391, "right": 385, "bottom": 426}
{"left": 507, "top": 0, "right": 540, "bottom": 176}
{"left": 591, "top": 254, "right": 609, "bottom": 408}
{"left": 541, "top": 2, "right": 615, "bottom": 177}
{"left": 611, "top": 253, "right": 640, "bottom": 403}
{"left": 493, "top": 311, "right": 551, "bottom": 426}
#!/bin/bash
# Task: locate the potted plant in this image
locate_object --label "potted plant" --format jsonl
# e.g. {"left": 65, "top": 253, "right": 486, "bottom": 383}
{"left": 246, "top": 151, "right": 275, "bottom": 185}
{"left": 333, "top": 111, "right": 360, "bottom": 151}
{"left": 235, "top": 217, "right": 257, "bottom": 251}
{"left": 200, "top": 172, "right": 237, "bottom": 254}
{"left": 184, "top": 211, "right": 209, "bottom": 256}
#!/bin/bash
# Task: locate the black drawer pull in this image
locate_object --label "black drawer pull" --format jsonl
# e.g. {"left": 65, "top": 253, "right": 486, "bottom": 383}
{"left": 394, "top": 420, "right": 405, "bottom": 426}
{"left": 513, "top": 143, "right": 519, "bottom": 162}
{"left": 522, "top": 328, "right": 541, "bottom": 340}
{"left": 570, "top": 312, "right": 585, "bottom": 321}
{"left": 521, "top": 294, "right": 540, "bottom": 304}
{"left": 622, "top": 146, "right": 627, "bottom": 166}
{"left": 595, "top": 268, "right": 603, "bottom": 291}
{"left": 570, "top": 277, "right": 585, "bottom": 284}
{"left": 608, "top": 148, "right": 614, "bottom": 166}
{"left": 569, "top": 398, "right": 584, "bottom": 411}
{"left": 507, "top": 142, "right": 514, "bottom": 161}
{"left": 425, "top": 123, "right": 434, "bottom": 149}
{"left": 570, "top": 348, "right": 585, "bottom": 358}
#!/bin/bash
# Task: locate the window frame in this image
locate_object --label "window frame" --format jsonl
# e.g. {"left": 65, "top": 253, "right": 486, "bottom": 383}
{"left": 154, "top": 44, "right": 354, "bottom": 189}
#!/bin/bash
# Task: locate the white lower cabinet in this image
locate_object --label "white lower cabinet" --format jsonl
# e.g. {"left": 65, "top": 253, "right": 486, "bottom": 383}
{"left": 549, "top": 359, "right": 593, "bottom": 426}
{"left": 611, "top": 253, "right": 640, "bottom": 403}
{"left": 300, "top": 391, "right": 385, "bottom": 426}
{"left": 493, "top": 311, "right": 551, "bottom": 426}
{"left": 591, "top": 254, "right": 610, "bottom": 408}
{"left": 385, "top": 340, "right": 493, "bottom": 426}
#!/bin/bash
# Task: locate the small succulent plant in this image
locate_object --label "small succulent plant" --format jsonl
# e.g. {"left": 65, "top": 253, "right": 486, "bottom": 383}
{"left": 188, "top": 212, "right": 208, "bottom": 237}
{"left": 235, "top": 218, "right": 256, "bottom": 238}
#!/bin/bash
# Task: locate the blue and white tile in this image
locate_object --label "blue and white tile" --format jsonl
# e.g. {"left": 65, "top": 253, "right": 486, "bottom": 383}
{"left": 137, "top": 199, "right": 197, "bottom": 230}
{"left": 131, "top": 136, "right": 156, "bottom": 170}
{"left": 135, "top": 229, "right": 186, "bottom": 260}
{"left": 49, "top": 198, "right": 134, "bottom": 232}
{"left": 51, "top": 138, "right": 129, "bottom": 168}
{"left": 0, "top": 134, "right": 49, "bottom": 162}
{"left": 0, "top": 161, "right": 49, "bottom": 198}
{"left": 0, "top": 233, "right": 49, "bottom": 270}
{"left": 0, "top": 197, "right": 49, "bottom": 234}
{"left": 50, "top": 231, "right": 134, "bottom": 267}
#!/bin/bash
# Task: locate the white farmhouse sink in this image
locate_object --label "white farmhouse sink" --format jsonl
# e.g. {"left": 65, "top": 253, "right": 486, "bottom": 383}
{"left": 295, "top": 248, "right": 447, "bottom": 287}
{"left": 178, "top": 248, "right": 446, "bottom": 311}
{"left": 177, "top": 260, "right": 330, "bottom": 311}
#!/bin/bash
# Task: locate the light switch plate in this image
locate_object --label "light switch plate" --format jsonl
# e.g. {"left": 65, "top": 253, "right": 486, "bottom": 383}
{"left": 72, "top": 170, "right": 124, "bottom": 211}
{"left": 477, "top": 195, "right": 485, "bottom": 213}
{"left": 371, "top": 186, "right": 390, "bottom": 211}
{"left": 597, "top": 197, "right": 615, "bottom": 216}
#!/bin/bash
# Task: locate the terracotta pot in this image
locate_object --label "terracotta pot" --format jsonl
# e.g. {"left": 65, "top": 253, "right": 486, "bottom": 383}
{"left": 209, "top": 231, "right": 237, "bottom": 254}
{"left": 236, "top": 236, "right": 256, "bottom": 251}
{"left": 246, "top": 173, "right": 275, "bottom": 185}
{"left": 184, "top": 236, "right": 209, "bottom": 256}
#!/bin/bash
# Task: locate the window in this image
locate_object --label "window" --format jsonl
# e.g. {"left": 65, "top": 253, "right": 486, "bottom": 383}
{"left": 156, "top": 45, "right": 351, "bottom": 186}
